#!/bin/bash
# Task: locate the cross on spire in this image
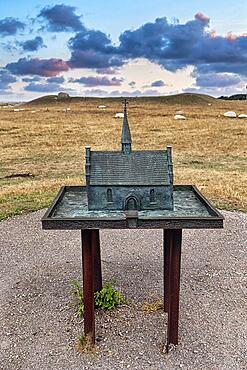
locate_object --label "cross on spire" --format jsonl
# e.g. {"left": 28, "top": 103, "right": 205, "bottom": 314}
{"left": 123, "top": 99, "right": 128, "bottom": 114}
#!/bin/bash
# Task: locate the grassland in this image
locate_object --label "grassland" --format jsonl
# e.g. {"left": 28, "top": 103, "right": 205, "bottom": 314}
{"left": 0, "top": 94, "right": 246, "bottom": 221}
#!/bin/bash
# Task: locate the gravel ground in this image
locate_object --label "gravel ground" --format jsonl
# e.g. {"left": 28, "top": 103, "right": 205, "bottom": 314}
{"left": 0, "top": 210, "right": 246, "bottom": 370}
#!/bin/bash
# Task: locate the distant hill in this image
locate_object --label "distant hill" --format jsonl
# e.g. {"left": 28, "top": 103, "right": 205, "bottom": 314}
{"left": 25, "top": 92, "right": 217, "bottom": 106}
{"left": 219, "top": 94, "right": 247, "bottom": 101}
{"left": 25, "top": 95, "right": 59, "bottom": 105}
{"left": 148, "top": 93, "right": 216, "bottom": 105}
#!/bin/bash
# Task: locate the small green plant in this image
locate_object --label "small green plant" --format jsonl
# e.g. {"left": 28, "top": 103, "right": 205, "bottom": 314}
{"left": 70, "top": 278, "right": 127, "bottom": 317}
{"left": 70, "top": 279, "right": 84, "bottom": 317}
{"left": 94, "top": 279, "right": 128, "bottom": 310}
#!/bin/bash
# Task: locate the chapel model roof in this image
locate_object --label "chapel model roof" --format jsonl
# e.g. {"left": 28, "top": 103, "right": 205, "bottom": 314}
{"left": 89, "top": 151, "right": 170, "bottom": 185}
{"left": 88, "top": 100, "right": 171, "bottom": 186}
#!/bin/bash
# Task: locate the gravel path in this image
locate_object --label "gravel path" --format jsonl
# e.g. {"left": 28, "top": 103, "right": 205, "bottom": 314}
{"left": 0, "top": 210, "right": 246, "bottom": 370}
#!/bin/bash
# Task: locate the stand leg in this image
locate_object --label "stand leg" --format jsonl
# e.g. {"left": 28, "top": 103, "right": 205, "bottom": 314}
{"left": 92, "top": 229, "right": 102, "bottom": 293}
{"left": 166, "top": 229, "right": 182, "bottom": 352}
{"left": 164, "top": 230, "right": 172, "bottom": 312}
{"left": 81, "top": 230, "right": 95, "bottom": 345}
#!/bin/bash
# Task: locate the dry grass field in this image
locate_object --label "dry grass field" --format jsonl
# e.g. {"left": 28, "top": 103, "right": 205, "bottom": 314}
{"left": 0, "top": 94, "right": 246, "bottom": 220}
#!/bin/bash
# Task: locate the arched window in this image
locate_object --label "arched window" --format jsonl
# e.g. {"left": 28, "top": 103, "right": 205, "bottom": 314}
{"left": 150, "top": 189, "right": 155, "bottom": 203}
{"left": 107, "top": 188, "right": 113, "bottom": 202}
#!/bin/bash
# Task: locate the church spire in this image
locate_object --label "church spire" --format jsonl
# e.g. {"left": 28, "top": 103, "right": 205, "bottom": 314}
{"left": 121, "top": 99, "right": 132, "bottom": 154}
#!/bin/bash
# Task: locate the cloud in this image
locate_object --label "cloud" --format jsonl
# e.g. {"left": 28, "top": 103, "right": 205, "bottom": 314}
{"left": 117, "top": 13, "right": 247, "bottom": 76}
{"left": 47, "top": 76, "right": 65, "bottom": 83}
{"left": 22, "top": 76, "right": 42, "bottom": 82}
{"left": 39, "top": 4, "right": 83, "bottom": 32}
{"left": 80, "top": 88, "right": 161, "bottom": 97}
{"left": 2, "top": 11, "right": 247, "bottom": 97}
{"left": 24, "top": 82, "right": 63, "bottom": 92}
{"left": 0, "top": 17, "right": 25, "bottom": 36}
{"left": 194, "top": 12, "right": 210, "bottom": 24}
{"left": 68, "top": 27, "right": 124, "bottom": 68}
{"left": 141, "top": 89, "right": 161, "bottom": 96}
{"left": 129, "top": 81, "right": 136, "bottom": 88}
{"left": 0, "top": 69, "right": 17, "bottom": 91}
{"left": 118, "top": 13, "right": 210, "bottom": 70}
{"left": 151, "top": 80, "right": 166, "bottom": 87}
{"left": 70, "top": 76, "right": 123, "bottom": 86}
{"left": 6, "top": 57, "right": 69, "bottom": 77}
{"left": 196, "top": 73, "right": 241, "bottom": 87}
{"left": 110, "top": 89, "right": 161, "bottom": 97}
{"left": 83, "top": 89, "right": 108, "bottom": 97}
{"left": 95, "top": 67, "right": 119, "bottom": 74}
{"left": 20, "top": 36, "right": 46, "bottom": 52}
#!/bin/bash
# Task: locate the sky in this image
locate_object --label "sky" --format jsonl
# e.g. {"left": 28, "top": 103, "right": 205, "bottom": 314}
{"left": 0, "top": 0, "right": 246, "bottom": 101}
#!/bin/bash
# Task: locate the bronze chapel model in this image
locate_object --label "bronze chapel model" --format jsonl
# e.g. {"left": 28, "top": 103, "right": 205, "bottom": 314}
{"left": 42, "top": 98, "right": 224, "bottom": 352}
{"left": 85, "top": 100, "right": 174, "bottom": 212}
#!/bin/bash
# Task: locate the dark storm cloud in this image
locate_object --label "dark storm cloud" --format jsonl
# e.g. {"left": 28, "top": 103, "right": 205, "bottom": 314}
{"left": 196, "top": 73, "right": 241, "bottom": 87}
{"left": 118, "top": 14, "right": 210, "bottom": 70}
{"left": 117, "top": 13, "right": 247, "bottom": 76}
{"left": 70, "top": 76, "right": 123, "bottom": 86}
{"left": 20, "top": 36, "right": 46, "bottom": 51}
{"left": 6, "top": 57, "right": 69, "bottom": 77}
{"left": 151, "top": 80, "right": 166, "bottom": 87}
{"left": 0, "top": 69, "right": 17, "bottom": 91}
{"left": 196, "top": 62, "right": 247, "bottom": 77}
{"left": 0, "top": 17, "right": 25, "bottom": 36}
{"left": 67, "top": 12, "right": 247, "bottom": 77}
{"left": 68, "top": 27, "right": 124, "bottom": 68}
{"left": 38, "top": 4, "right": 83, "bottom": 32}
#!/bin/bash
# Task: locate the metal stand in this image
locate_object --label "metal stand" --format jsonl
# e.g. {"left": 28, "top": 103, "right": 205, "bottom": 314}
{"left": 81, "top": 229, "right": 102, "bottom": 345}
{"left": 81, "top": 227, "right": 182, "bottom": 351}
{"left": 164, "top": 229, "right": 182, "bottom": 352}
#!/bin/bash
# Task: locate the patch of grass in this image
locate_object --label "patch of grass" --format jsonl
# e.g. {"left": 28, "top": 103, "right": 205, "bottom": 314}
{"left": 76, "top": 333, "right": 96, "bottom": 353}
{"left": 0, "top": 176, "right": 81, "bottom": 221}
{"left": 70, "top": 278, "right": 128, "bottom": 317}
{"left": 70, "top": 279, "right": 84, "bottom": 317}
{"left": 142, "top": 299, "right": 163, "bottom": 312}
{"left": 0, "top": 189, "right": 56, "bottom": 221}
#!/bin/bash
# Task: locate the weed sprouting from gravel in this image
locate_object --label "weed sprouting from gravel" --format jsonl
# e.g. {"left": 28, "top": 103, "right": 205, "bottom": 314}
{"left": 76, "top": 333, "right": 96, "bottom": 354}
{"left": 142, "top": 299, "right": 163, "bottom": 312}
{"left": 70, "top": 278, "right": 128, "bottom": 317}
{"left": 70, "top": 279, "right": 84, "bottom": 317}
{"left": 94, "top": 279, "right": 128, "bottom": 310}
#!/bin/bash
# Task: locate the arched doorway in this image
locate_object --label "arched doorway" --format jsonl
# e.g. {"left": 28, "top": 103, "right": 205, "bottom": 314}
{"left": 125, "top": 195, "right": 138, "bottom": 210}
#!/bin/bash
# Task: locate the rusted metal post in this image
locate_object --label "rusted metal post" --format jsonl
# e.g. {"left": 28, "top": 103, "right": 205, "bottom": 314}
{"left": 166, "top": 229, "right": 182, "bottom": 352}
{"left": 92, "top": 229, "right": 102, "bottom": 292}
{"left": 81, "top": 229, "right": 95, "bottom": 345}
{"left": 163, "top": 229, "right": 172, "bottom": 312}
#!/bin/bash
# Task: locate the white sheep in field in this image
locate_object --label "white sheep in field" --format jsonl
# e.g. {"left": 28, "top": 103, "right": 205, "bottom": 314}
{"left": 115, "top": 112, "right": 124, "bottom": 118}
{"left": 62, "top": 108, "right": 71, "bottom": 112}
{"left": 174, "top": 114, "right": 186, "bottom": 120}
{"left": 223, "top": 111, "right": 237, "bottom": 118}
